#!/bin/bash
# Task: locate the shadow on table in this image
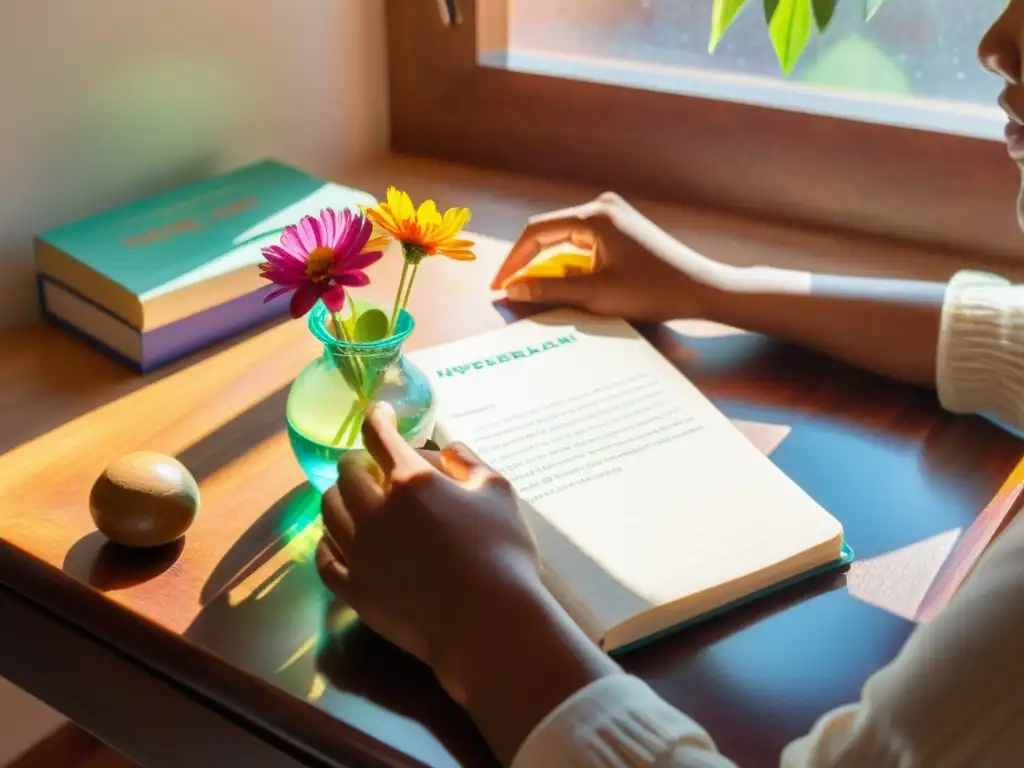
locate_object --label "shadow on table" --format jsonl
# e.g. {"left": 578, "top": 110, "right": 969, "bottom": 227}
{"left": 3, "top": 312, "right": 292, "bottom": 459}
{"left": 316, "top": 604, "right": 496, "bottom": 767}
{"left": 198, "top": 484, "right": 312, "bottom": 607}
{"left": 62, "top": 532, "right": 185, "bottom": 590}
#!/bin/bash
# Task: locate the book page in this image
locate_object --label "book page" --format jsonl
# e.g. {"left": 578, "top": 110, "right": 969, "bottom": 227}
{"left": 409, "top": 310, "right": 842, "bottom": 637}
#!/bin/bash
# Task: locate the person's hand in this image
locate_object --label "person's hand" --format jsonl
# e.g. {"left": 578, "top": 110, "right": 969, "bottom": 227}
{"left": 316, "top": 402, "right": 544, "bottom": 701}
{"left": 492, "top": 192, "right": 731, "bottom": 322}
{"left": 316, "top": 404, "right": 620, "bottom": 762}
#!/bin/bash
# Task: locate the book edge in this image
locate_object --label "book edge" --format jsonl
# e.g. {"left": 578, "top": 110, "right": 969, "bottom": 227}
{"left": 606, "top": 541, "right": 855, "bottom": 656}
{"left": 39, "top": 275, "right": 291, "bottom": 372}
{"left": 36, "top": 239, "right": 143, "bottom": 329}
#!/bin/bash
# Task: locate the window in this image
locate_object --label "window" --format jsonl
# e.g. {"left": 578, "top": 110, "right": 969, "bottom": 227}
{"left": 497, "top": 0, "right": 1005, "bottom": 138}
{"left": 388, "top": 1, "right": 1021, "bottom": 261}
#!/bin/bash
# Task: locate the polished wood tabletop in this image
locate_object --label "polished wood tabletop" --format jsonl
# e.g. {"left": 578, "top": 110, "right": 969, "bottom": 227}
{"left": 2, "top": 175, "right": 1023, "bottom": 766}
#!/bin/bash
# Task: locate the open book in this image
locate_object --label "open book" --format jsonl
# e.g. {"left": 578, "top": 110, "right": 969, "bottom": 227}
{"left": 408, "top": 310, "right": 850, "bottom": 653}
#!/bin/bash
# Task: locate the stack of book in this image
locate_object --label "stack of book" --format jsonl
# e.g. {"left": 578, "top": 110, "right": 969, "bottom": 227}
{"left": 35, "top": 160, "right": 375, "bottom": 371}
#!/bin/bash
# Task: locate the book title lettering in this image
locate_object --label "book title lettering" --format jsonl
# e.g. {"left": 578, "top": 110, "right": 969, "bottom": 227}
{"left": 121, "top": 197, "right": 261, "bottom": 247}
{"left": 436, "top": 334, "right": 578, "bottom": 378}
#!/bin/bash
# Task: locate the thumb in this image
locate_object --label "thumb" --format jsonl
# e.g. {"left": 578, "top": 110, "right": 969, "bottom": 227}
{"left": 362, "top": 402, "right": 432, "bottom": 480}
{"left": 504, "top": 274, "right": 600, "bottom": 306}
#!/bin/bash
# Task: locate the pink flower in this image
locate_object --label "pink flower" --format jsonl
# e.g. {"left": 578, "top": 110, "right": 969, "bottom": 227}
{"left": 259, "top": 208, "right": 383, "bottom": 318}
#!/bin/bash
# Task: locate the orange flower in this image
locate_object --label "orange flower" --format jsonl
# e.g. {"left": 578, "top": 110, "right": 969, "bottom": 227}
{"left": 364, "top": 187, "right": 475, "bottom": 261}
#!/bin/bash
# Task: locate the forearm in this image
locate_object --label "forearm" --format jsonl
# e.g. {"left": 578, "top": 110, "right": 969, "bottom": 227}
{"left": 452, "top": 577, "right": 619, "bottom": 764}
{"left": 705, "top": 266, "right": 947, "bottom": 388}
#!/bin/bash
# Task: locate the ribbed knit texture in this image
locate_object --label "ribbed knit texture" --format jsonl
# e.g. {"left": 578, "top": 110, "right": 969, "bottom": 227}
{"left": 511, "top": 675, "right": 721, "bottom": 767}
{"left": 937, "top": 270, "right": 1024, "bottom": 428}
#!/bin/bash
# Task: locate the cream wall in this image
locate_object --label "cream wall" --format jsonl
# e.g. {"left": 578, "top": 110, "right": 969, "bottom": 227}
{"left": 0, "top": 0, "right": 388, "bottom": 761}
{"left": 0, "top": 0, "right": 389, "bottom": 332}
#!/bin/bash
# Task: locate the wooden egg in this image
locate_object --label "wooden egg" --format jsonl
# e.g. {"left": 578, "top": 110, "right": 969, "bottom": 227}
{"left": 89, "top": 452, "right": 199, "bottom": 548}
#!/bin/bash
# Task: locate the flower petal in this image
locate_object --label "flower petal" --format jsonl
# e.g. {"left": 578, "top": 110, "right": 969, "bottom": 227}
{"left": 320, "top": 283, "right": 348, "bottom": 312}
{"left": 438, "top": 248, "right": 476, "bottom": 261}
{"left": 392, "top": 189, "right": 415, "bottom": 223}
{"left": 386, "top": 186, "right": 403, "bottom": 214}
{"left": 348, "top": 214, "right": 373, "bottom": 256}
{"left": 259, "top": 268, "right": 307, "bottom": 287}
{"left": 363, "top": 233, "right": 391, "bottom": 252}
{"left": 335, "top": 270, "right": 371, "bottom": 288}
{"left": 366, "top": 204, "right": 398, "bottom": 234}
{"left": 261, "top": 244, "right": 306, "bottom": 271}
{"left": 289, "top": 281, "right": 321, "bottom": 318}
{"left": 429, "top": 207, "right": 470, "bottom": 243}
{"left": 297, "top": 216, "right": 320, "bottom": 251}
{"left": 335, "top": 248, "right": 383, "bottom": 272}
{"left": 333, "top": 211, "right": 362, "bottom": 260}
{"left": 320, "top": 208, "right": 338, "bottom": 250}
{"left": 263, "top": 285, "right": 294, "bottom": 303}
{"left": 281, "top": 225, "right": 309, "bottom": 258}
{"left": 335, "top": 208, "right": 355, "bottom": 248}
{"left": 416, "top": 199, "right": 442, "bottom": 228}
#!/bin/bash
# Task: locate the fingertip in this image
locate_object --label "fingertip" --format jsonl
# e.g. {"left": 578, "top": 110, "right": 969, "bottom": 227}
{"left": 361, "top": 401, "right": 431, "bottom": 477}
{"left": 366, "top": 401, "right": 397, "bottom": 431}
{"left": 505, "top": 282, "right": 533, "bottom": 302}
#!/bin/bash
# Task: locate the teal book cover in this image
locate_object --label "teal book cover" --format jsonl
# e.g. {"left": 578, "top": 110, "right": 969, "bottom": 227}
{"left": 38, "top": 160, "right": 341, "bottom": 295}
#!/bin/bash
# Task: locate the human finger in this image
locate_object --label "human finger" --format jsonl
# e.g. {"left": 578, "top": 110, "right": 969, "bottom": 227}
{"left": 337, "top": 450, "right": 386, "bottom": 520}
{"left": 491, "top": 202, "right": 605, "bottom": 289}
{"left": 315, "top": 539, "right": 350, "bottom": 597}
{"left": 320, "top": 484, "right": 358, "bottom": 555}
{"left": 504, "top": 272, "right": 608, "bottom": 306}
{"left": 361, "top": 402, "right": 433, "bottom": 481}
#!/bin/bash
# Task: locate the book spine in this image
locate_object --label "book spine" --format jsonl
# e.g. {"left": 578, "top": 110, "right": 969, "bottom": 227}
{"left": 140, "top": 285, "right": 290, "bottom": 370}
{"left": 40, "top": 277, "right": 291, "bottom": 372}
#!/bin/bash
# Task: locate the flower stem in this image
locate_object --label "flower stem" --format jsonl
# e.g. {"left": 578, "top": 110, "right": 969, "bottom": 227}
{"left": 332, "top": 402, "right": 361, "bottom": 447}
{"left": 387, "top": 259, "right": 411, "bottom": 338}
{"left": 329, "top": 310, "right": 369, "bottom": 448}
{"left": 399, "top": 259, "right": 420, "bottom": 314}
{"left": 389, "top": 245, "right": 425, "bottom": 335}
{"left": 331, "top": 312, "right": 352, "bottom": 344}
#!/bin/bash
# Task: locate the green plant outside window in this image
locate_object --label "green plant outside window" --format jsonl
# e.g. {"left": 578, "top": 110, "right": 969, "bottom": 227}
{"left": 711, "top": 0, "right": 890, "bottom": 74}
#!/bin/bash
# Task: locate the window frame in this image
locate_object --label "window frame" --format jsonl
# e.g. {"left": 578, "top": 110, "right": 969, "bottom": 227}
{"left": 386, "top": 0, "right": 1022, "bottom": 261}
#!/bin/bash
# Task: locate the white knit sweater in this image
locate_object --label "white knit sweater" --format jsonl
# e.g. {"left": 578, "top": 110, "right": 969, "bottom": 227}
{"left": 513, "top": 271, "right": 1024, "bottom": 768}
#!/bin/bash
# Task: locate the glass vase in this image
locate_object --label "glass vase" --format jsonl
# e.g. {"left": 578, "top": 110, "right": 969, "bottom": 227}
{"left": 286, "top": 302, "right": 436, "bottom": 492}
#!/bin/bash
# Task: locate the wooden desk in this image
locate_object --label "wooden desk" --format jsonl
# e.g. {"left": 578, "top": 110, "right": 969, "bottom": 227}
{"left": 2, "top": 158, "right": 1023, "bottom": 767}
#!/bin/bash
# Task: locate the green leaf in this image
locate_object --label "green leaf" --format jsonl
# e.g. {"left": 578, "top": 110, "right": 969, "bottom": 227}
{"left": 709, "top": 0, "right": 751, "bottom": 53}
{"left": 865, "top": 0, "right": 887, "bottom": 21}
{"left": 353, "top": 308, "right": 390, "bottom": 343}
{"left": 341, "top": 297, "right": 385, "bottom": 339}
{"left": 765, "top": 0, "right": 813, "bottom": 76}
{"left": 811, "top": 0, "right": 837, "bottom": 32}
